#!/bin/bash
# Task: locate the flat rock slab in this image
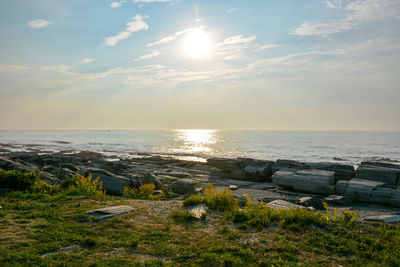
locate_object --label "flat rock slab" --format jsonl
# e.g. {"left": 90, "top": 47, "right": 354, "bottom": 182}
{"left": 86, "top": 205, "right": 134, "bottom": 220}
{"left": 42, "top": 245, "right": 80, "bottom": 257}
{"left": 266, "top": 200, "right": 305, "bottom": 210}
{"left": 324, "top": 195, "right": 347, "bottom": 205}
{"left": 344, "top": 179, "right": 386, "bottom": 203}
{"left": 364, "top": 215, "right": 400, "bottom": 224}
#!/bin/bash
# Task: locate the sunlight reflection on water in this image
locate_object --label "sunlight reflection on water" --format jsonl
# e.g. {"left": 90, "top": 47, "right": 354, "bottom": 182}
{"left": 174, "top": 129, "right": 217, "bottom": 154}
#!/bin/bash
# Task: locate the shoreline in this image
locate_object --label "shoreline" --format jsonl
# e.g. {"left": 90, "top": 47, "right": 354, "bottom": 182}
{"left": 1, "top": 144, "right": 400, "bottom": 223}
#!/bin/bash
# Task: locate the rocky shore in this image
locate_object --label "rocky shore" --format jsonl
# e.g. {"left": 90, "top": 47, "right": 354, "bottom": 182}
{"left": 1, "top": 145, "right": 400, "bottom": 223}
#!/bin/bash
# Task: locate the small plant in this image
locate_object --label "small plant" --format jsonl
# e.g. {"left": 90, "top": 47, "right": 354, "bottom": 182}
{"left": 66, "top": 174, "right": 105, "bottom": 198}
{"left": 82, "top": 237, "right": 97, "bottom": 248}
{"left": 124, "top": 183, "right": 161, "bottom": 200}
{"left": 203, "top": 184, "right": 239, "bottom": 211}
{"left": 129, "top": 238, "right": 139, "bottom": 249}
{"left": 171, "top": 210, "right": 196, "bottom": 222}
{"left": 183, "top": 194, "right": 205, "bottom": 207}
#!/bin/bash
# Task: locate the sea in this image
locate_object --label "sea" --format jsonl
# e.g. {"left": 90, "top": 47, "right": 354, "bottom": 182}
{"left": 0, "top": 130, "right": 399, "bottom": 166}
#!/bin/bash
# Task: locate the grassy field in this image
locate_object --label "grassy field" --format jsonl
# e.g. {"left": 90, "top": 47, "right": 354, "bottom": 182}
{"left": 0, "top": 191, "right": 399, "bottom": 266}
{"left": 0, "top": 170, "right": 399, "bottom": 266}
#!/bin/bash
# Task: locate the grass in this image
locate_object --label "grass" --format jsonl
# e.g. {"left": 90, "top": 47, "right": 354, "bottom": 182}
{"left": 0, "top": 180, "right": 399, "bottom": 265}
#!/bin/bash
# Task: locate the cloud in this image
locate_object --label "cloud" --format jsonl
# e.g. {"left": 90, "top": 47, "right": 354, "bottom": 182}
{"left": 147, "top": 27, "right": 199, "bottom": 47}
{"left": 147, "top": 35, "right": 176, "bottom": 47}
{"left": 80, "top": 58, "right": 95, "bottom": 64}
{"left": 258, "top": 44, "right": 280, "bottom": 50}
{"left": 292, "top": 0, "right": 400, "bottom": 36}
{"left": 27, "top": 19, "right": 52, "bottom": 29}
{"left": 227, "top": 8, "right": 239, "bottom": 14}
{"left": 134, "top": 0, "right": 172, "bottom": 2}
{"left": 134, "top": 51, "right": 160, "bottom": 61}
{"left": 110, "top": 2, "right": 122, "bottom": 8}
{"left": 216, "top": 35, "right": 256, "bottom": 46}
{"left": 105, "top": 15, "right": 149, "bottom": 46}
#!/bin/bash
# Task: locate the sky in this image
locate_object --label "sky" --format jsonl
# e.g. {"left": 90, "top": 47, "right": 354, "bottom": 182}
{"left": 0, "top": 0, "right": 399, "bottom": 130}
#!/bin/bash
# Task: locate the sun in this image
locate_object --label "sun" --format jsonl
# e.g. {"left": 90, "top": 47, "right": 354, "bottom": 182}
{"left": 183, "top": 28, "right": 211, "bottom": 59}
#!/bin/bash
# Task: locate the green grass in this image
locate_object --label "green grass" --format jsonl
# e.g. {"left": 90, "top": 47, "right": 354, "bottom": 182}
{"left": 0, "top": 188, "right": 399, "bottom": 266}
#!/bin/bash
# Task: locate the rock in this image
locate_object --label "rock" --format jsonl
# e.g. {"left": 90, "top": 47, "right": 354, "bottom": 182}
{"left": 356, "top": 163, "right": 400, "bottom": 187}
{"left": 298, "top": 197, "right": 325, "bottom": 210}
{"left": 344, "top": 179, "right": 385, "bottom": 203}
{"left": 153, "top": 171, "right": 192, "bottom": 178}
{"left": 171, "top": 179, "right": 198, "bottom": 195}
{"left": 143, "top": 172, "right": 163, "bottom": 190}
{"left": 195, "top": 187, "right": 203, "bottom": 193}
{"left": 73, "top": 151, "right": 104, "bottom": 160}
{"left": 81, "top": 168, "right": 130, "bottom": 196}
{"left": 266, "top": 200, "right": 305, "bottom": 210}
{"left": 306, "top": 162, "right": 355, "bottom": 183}
{"left": 324, "top": 195, "right": 347, "bottom": 205}
{"left": 153, "top": 190, "right": 163, "bottom": 196}
{"left": 272, "top": 169, "right": 335, "bottom": 195}
{"left": 186, "top": 204, "right": 207, "bottom": 219}
{"left": 242, "top": 160, "right": 275, "bottom": 181}
{"left": 86, "top": 205, "right": 134, "bottom": 220}
{"left": 247, "top": 183, "right": 275, "bottom": 190}
{"left": 335, "top": 180, "right": 349, "bottom": 195}
{"left": 364, "top": 215, "right": 400, "bottom": 224}
{"left": 390, "top": 190, "right": 400, "bottom": 207}
{"left": 229, "top": 185, "right": 238, "bottom": 191}
{"left": 0, "top": 156, "right": 36, "bottom": 172}
{"left": 207, "top": 157, "right": 238, "bottom": 172}
{"left": 42, "top": 245, "right": 80, "bottom": 257}
{"left": 272, "top": 159, "right": 309, "bottom": 172}
{"left": 369, "top": 188, "right": 393, "bottom": 205}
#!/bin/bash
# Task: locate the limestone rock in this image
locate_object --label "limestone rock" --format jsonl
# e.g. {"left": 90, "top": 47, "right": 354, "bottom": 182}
{"left": 356, "top": 162, "right": 400, "bottom": 187}
{"left": 266, "top": 199, "right": 305, "bottom": 210}
{"left": 390, "top": 190, "right": 400, "bottom": 207}
{"left": 365, "top": 215, "right": 400, "bottom": 224}
{"left": 229, "top": 185, "right": 238, "bottom": 191}
{"left": 86, "top": 205, "right": 134, "bottom": 220}
{"left": 306, "top": 162, "right": 355, "bottom": 183}
{"left": 298, "top": 197, "right": 325, "bottom": 210}
{"left": 171, "top": 179, "right": 198, "bottom": 195}
{"left": 369, "top": 188, "right": 393, "bottom": 205}
{"left": 343, "top": 179, "right": 385, "bottom": 203}
{"left": 207, "top": 157, "right": 238, "bottom": 172}
{"left": 143, "top": 171, "right": 163, "bottom": 190}
{"left": 324, "top": 195, "right": 347, "bottom": 205}
{"left": 272, "top": 169, "right": 335, "bottom": 195}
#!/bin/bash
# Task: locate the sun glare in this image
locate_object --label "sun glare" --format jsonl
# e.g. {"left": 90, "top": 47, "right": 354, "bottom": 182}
{"left": 183, "top": 28, "right": 212, "bottom": 59}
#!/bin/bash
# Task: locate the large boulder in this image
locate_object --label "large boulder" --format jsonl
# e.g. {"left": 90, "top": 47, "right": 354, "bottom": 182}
{"left": 356, "top": 162, "right": 400, "bottom": 187}
{"left": 272, "top": 169, "right": 335, "bottom": 195}
{"left": 80, "top": 168, "right": 129, "bottom": 196}
{"left": 305, "top": 162, "right": 355, "bottom": 183}
{"left": 242, "top": 160, "right": 274, "bottom": 182}
{"left": 343, "top": 179, "right": 385, "bottom": 203}
{"left": 207, "top": 157, "right": 238, "bottom": 172}
{"left": 171, "top": 179, "right": 198, "bottom": 195}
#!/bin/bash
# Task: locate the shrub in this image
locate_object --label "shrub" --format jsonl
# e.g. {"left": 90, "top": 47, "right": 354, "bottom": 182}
{"left": 183, "top": 194, "right": 205, "bottom": 207}
{"left": 0, "top": 170, "right": 38, "bottom": 192}
{"left": 227, "top": 200, "right": 328, "bottom": 230}
{"left": 203, "top": 184, "right": 239, "bottom": 211}
{"left": 66, "top": 174, "right": 105, "bottom": 198}
{"left": 60, "top": 175, "right": 80, "bottom": 189}
{"left": 124, "top": 183, "right": 161, "bottom": 200}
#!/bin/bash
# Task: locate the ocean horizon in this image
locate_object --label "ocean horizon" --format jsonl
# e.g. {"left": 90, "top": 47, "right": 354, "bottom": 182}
{"left": 1, "top": 130, "right": 399, "bottom": 166}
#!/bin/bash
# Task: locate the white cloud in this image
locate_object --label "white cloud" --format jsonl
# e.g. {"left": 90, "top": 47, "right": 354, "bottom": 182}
{"left": 146, "top": 27, "right": 199, "bottom": 47}
{"left": 27, "top": 19, "right": 52, "bottom": 29}
{"left": 258, "top": 44, "right": 280, "bottom": 50}
{"left": 227, "top": 8, "right": 239, "bottom": 14}
{"left": 216, "top": 35, "right": 256, "bottom": 46}
{"left": 292, "top": 0, "right": 400, "bottom": 36}
{"left": 134, "top": 0, "right": 172, "bottom": 2}
{"left": 110, "top": 2, "right": 122, "bottom": 8}
{"left": 80, "top": 58, "right": 95, "bottom": 64}
{"left": 105, "top": 15, "right": 149, "bottom": 46}
{"left": 134, "top": 51, "right": 160, "bottom": 61}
